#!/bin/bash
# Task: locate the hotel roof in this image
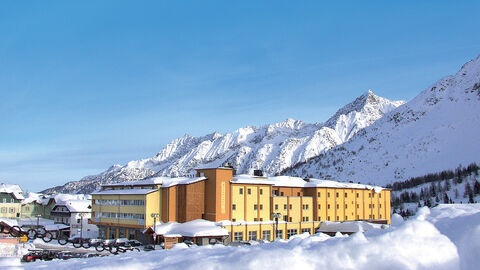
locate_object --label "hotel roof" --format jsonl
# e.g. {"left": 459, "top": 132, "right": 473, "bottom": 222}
{"left": 103, "top": 176, "right": 207, "bottom": 188}
{"left": 231, "top": 175, "right": 385, "bottom": 193}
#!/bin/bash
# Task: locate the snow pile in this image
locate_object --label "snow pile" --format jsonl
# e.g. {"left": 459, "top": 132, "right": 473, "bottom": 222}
{"left": 25, "top": 205, "right": 480, "bottom": 270}
{"left": 147, "top": 219, "right": 228, "bottom": 237}
{"left": 22, "top": 192, "right": 46, "bottom": 204}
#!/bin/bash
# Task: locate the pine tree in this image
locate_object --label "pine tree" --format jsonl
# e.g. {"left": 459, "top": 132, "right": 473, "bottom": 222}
{"left": 465, "top": 182, "right": 473, "bottom": 198}
{"left": 443, "top": 193, "right": 449, "bottom": 204}
{"left": 454, "top": 188, "right": 459, "bottom": 199}
{"left": 435, "top": 195, "right": 440, "bottom": 203}
{"left": 444, "top": 178, "right": 451, "bottom": 191}
{"left": 469, "top": 192, "right": 475, "bottom": 203}
{"left": 474, "top": 180, "right": 480, "bottom": 195}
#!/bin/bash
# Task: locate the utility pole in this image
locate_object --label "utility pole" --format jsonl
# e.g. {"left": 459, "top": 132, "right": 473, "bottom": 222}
{"left": 271, "top": 213, "right": 282, "bottom": 240}
{"left": 151, "top": 213, "right": 160, "bottom": 249}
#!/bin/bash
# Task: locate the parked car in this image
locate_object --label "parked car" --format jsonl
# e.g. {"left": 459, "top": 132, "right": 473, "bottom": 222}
{"left": 21, "top": 250, "right": 44, "bottom": 262}
{"left": 143, "top": 244, "right": 155, "bottom": 251}
{"left": 127, "top": 239, "right": 144, "bottom": 247}
{"left": 228, "top": 241, "right": 252, "bottom": 247}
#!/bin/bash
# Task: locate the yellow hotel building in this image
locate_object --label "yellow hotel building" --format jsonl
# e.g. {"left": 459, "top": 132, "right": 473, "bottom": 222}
{"left": 91, "top": 167, "right": 390, "bottom": 242}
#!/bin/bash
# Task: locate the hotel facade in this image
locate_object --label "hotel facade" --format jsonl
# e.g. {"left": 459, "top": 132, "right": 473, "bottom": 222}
{"left": 91, "top": 167, "right": 390, "bottom": 242}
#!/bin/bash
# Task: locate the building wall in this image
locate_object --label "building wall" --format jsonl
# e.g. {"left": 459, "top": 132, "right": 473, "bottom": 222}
{"left": 0, "top": 193, "right": 22, "bottom": 219}
{"left": 198, "top": 168, "right": 233, "bottom": 222}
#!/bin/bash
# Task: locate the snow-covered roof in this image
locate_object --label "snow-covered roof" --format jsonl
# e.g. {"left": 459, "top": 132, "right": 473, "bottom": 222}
{"left": 0, "top": 183, "right": 25, "bottom": 200}
{"left": 22, "top": 192, "right": 46, "bottom": 205}
{"left": 43, "top": 193, "right": 91, "bottom": 206}
{"left": 92, "top": 188, "right": 158, "bottom": 195}
{"left": 231, "top": 175, "right": 385, "bottom": 193}
{"left": 145, "top": 219, "right": 229, "bottom": 237}
{"left": 317, "top": 221, "right": 384, "bottom": 233}
{"left": 57, "top": 200, "right": 91, "bottom": 213}
{"left": 19, "top": 218, "right": 55, "bottom": 226}
{"left": 104, "top": 176, "right": 207, "bottom": 188}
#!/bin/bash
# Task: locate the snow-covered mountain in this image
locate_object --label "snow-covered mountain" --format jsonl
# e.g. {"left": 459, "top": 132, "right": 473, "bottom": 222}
{"left": 283, "top": 55, "right": 480, "bottom": 186}
{"left": 43, "top": 91, "right": 404, "bottom": 194}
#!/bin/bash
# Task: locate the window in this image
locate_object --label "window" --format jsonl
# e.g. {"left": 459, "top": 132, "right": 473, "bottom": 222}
{"left": 345, "top": 204, "right": 348, "bottom": 209}
{"left": 336, "top": 192, "right": 339, "bottom": 198}
{"left": 357, "top": 215, "right": 360, "bottom": 219}
{"left": 284, "top": 204, "right": 287, "bottom": 210}
{"left": 369, "top": 194, "right": 371, "bottom": 198}
{"left": 372, "top": 193, "right": 375, "bottom": 198}
{"left": 373, "top": 215, "right": 375, "bottom": 219}
{"left": 379, "top": 214, "right": 382, "bottom": 218}
{"left": 379, "top": 193, "right": 382, "bottom": 198}
{"left": 289, "top": 204, "right": 292, "bottom": 210}
{"left": 232, "top": 204, "right": 236, "bottom": 210}
{"left": 369, "top": 204, "right": 372, "bottom": 209}
{"left": 327, "top": 192, "right": 330, "bottom": 198}
{"left": 232, "top": 219, "right": 236, "bottom": 222}
{"left": 357, "top": 204, "right": 360, "bottom": 209}
{"left": 302, "top": 217, "right": 309, "bottom": 221}
{"left": 356, "top": 193, "right": 359, "bottom": 198}
{"left": 254, "top": 204, "right": 258, "bottom": 210}
{"left": 345, "top": 193, "right": 348, "bottom": 198}
{"left": 276, "top": 229, "right": 283, "bottom": 239}
{"left": 11, "top": 199, "right": 14, "bottom": 203}
{"left": 25, "top": 207, "right": 30, "bottom": 211}
{"left": 379, "top": 204, "right": 382, "bottom": 208}
{"left": 283, "top": 216, "right": 288, "bottom": 221}
{"left": 280, "top": 192, "right": 284, "bottom": 196}
{"left": 260, "top": 189, "right": 263, "bottom": 195}
{"left": 373, "top": 204, "right": 375, "bottom": 209}
{"left": 273, "top": 190, "right": 279, "bottom": 196}
{"left": 275, "top": 204, "right": 278, "bottom": 210}
{"left": 248, "top": 231, "right": 257, "bottom": 241}
{"left": 301, "top": 228, "right": 311, "bottom": 234}
{"left": 2, "top": 199, "right": 5, "bottom": 203}
{"left": 345, "top": 216, "right": 348, "bottom": 220}
{"left": 239, "top": 188, "right": 243, "bottom": 195}
{"left": 328, "top": 216, "right": 330, "bottom": 221}
{"left": 297, "top": 192, "right": 300, "bottom": 196}
{"left": 289, "top": 217, "right": 292, "bottom": 222}
{"left": 318, "top": 204, "right": 321, "bottom": 210}
{"left": 260, "top": 204, "right": 263, "bottom": 210}
{"left": 262, "top": 230, "right": 271, "bottom": 241}
{"left": 317, "top": 192, "right": 321, "bottom": 197}
{"left": 260, "top": 218, "right": 263, "bottom": 221}
{"left": 9, "top": 208, "right": 14, "bottom": 213}
{"left": 1, "top": 207, "right": 6, "bottom": 213}
{"left": 336, "top": 204, "right": 339, "bottom": 209}
{"left": 234, "top": 232, "right": 243, "bottom": 241}
{"left": 247, "top": 189, "right": 251, "bottom": 195}
{"left": 77, "top": 219, "right": 81, "bottom": 223}
{"left": 336, "top": 216, "right": 339, "bottom": 220}
{"left": 254, "top": 218, "right": 258, "bottom": 221}
{"left": 328, "top": 204, "right": 330, "bottom": 209}
{"left": 287, "top": 229, "right": 298, "bottom": 238}
{"left": 369, "top": 215, "right": 372, "bottom": 219}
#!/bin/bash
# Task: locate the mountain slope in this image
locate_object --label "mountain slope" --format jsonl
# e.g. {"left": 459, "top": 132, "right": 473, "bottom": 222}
{"left": 283, "top": 55, "right": 480, "bottom": 186}
{"left": 43, "top": 91, "right": 404, "bottom": 194}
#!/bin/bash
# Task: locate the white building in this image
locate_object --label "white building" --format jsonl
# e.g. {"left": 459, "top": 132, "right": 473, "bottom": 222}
{"left": 51, "top": 199, "right": 98, "bottom": 238}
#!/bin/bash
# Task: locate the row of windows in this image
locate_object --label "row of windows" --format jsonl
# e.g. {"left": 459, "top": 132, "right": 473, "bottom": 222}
{"left": 317, "top": 192, "right": 382, "bottom": 198}
{"left": 94, "top": 199, "right": 145, "bottom": 206}
{"left": 238, "top": 188, "right": 266, "bottom": 195}
{"left": 95, "top": 212, "right": 145, "bottom": 220}
{"left": 1, "top": 207, "right": 16, "bottom": 213}
{"left": 234, "top": 229, "right": 305, "bottom": 241}
{"left": 1, "top": 198, "right": 15, "bottom": 203}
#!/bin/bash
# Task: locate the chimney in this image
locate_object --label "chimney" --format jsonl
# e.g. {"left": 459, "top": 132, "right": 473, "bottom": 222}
{"left": 253, "top": 170, "right": 263, "bottom": 177}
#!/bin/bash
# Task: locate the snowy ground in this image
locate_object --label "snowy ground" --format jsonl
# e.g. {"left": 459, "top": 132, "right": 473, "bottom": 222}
{"left": 3, "top": 204, "right": 479, "bottom": 270}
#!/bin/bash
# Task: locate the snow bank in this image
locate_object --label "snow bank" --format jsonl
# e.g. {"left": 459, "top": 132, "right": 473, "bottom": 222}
{"left": 23, "top": 216, "right": 458, "bottom": 270}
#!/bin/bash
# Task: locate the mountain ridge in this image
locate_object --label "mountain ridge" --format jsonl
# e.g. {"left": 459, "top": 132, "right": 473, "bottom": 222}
{"left": 43, "top": 90, "right": 404, "bottom": 194}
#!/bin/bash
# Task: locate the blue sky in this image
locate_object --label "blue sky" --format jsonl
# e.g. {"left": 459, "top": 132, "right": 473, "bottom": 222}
{"left": 1, "top": 1, "right": 479, "bottom": 192}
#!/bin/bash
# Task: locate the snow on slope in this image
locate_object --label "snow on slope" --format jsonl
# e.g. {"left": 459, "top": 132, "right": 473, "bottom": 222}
{"left": 19, "top": 204, "right": 480, "bottom": 270}
{"left": 284, "top": 55, "right": 480, "bottom": 186}
{"left": 44, "top": 91, "right": 403, "bottom": 194}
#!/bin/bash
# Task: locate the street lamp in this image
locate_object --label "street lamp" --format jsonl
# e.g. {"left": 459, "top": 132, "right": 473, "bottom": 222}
{"left": 151, "top": 213, "right": 160, "bottom": 249}
{"left": 79, "top": 213, "right": 88, "bottom": 240}
{"left": 271, "top": 213, "right": 282, "bottom": 240}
